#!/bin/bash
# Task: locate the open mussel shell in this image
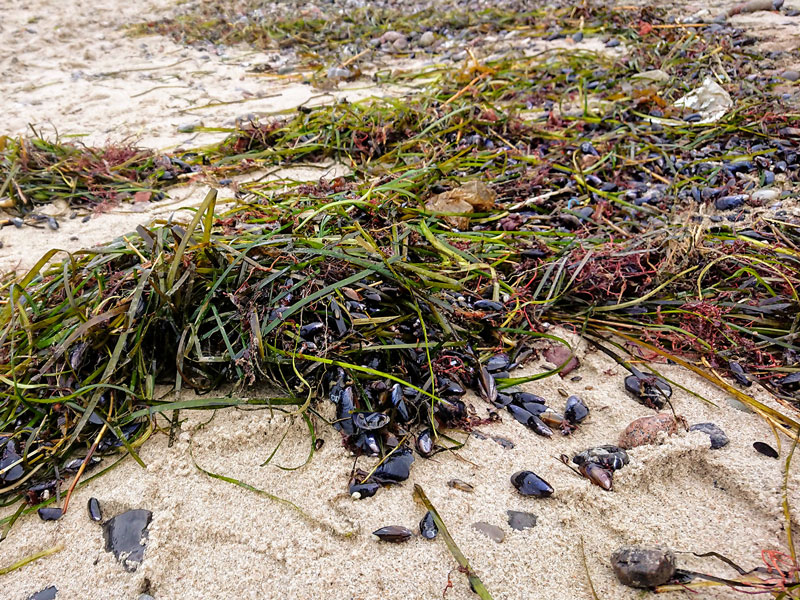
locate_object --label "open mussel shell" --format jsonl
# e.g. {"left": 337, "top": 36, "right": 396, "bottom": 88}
{"left": 416, "top": 428, "right": 434, "bottom": 457}
{"left": 510, "top": 470, "right": 554, "bottom": 497}
{"left": 573, "top": 445, "right": 629, "bottom": 471}
{"left": 580, "top": 462, "right": 613, "bottom": 490}
{"left": 564, "top": 395, "right": 589, "bottom": 424}
{"left": 624, "top": 374, "right": 672, "bottom": 409}
{"left": 352, "top": 412, "right": 390, "bottom": 430}
{"left": 373, "top": 525, "right": 414, "bottom": 543}
{"left": 419, "top": 511, "right": 438, "bottom": 540}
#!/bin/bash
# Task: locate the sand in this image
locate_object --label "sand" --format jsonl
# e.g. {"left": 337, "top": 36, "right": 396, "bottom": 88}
{"left": 2, "top": 0, "right": 800, "bottom": 599}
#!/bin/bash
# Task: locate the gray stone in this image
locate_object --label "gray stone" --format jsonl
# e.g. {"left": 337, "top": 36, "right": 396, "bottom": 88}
{"left": 781, "top": 70, "right": 800, "bottom": 82}
{"left": 689, "top": 422, "right": 729, "bottom": 449}
{"left": 419, "top": 31, "right": 435, "bottom": 47}
{"left": 611, "top": 546, "right": 676, "bottom": 588}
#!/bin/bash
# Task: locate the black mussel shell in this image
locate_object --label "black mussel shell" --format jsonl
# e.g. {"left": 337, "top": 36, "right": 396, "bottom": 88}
{"left": 389, "top": 383, "right": 411, "bottom": 422}
{"left": 373, "top": 525, "right": 413, "bottom": 543}
{"left": 513, "top": 392, "right": 547, "bottom": 405}
{"left": 729, "top": 362, "right": 752, "bottom": 387}
{"left": 352, "top": 432, "right": 380, "bottom": 456}
{"left": 508, "top": 404, "right": 534, "bottom": 426}
{"left": 440, "top": 379, "right": 466, "bottom": 398}
{"left": 473, "top": 299, "right": 504, "bottom": 312}
{"left": 349, "top": 480, "right": 380, "bottom": 499}
{"left": 753, "top": 442, "right": 779, "bottom": 458}
{"left": 299, "top": 321, "right": 325, "bottom": 339}
{"left": 88, "top": 497, "right": 102, "bottom": 522}
{"left": 353, "top": 412, "right": 390, "bottom": 431}
{"left": 573, "top": 445, "right": 629, "bottom": 471}
{"left": 435, "top": 399, "right": 466, "bottom": 426}
{"left": 493, "top": 392, "right": 514, "bottom": 408}
{"left": 26, "top": 586, "right": 58, "bottom": 600}
{"left": 416, "top": 429, "right": 434, "bottom": 457}
{"left": 564, "top": 395, "right": 589, "bottom": 424}
{"left": 477, "top": 367, "right": 497, "bottom": 403}
{"left": 38, "top": 507, "right": 63, "bottom": 521}
{"left": 518, "top": 401, "right": 547, "bottom": 416}
{"left": 486, "top": 353, "right": 511, "bottom": 373}
{"left": 419, "top": 511, "right": 438, "bottom": 540}
{"left": 511, "top": 471, "right": 553, "bottom": 497}
{"left": 624, "top": 374, "right": 671, "bottom": 409}
{"left": 528, "top": 414, "right": 554, "bottom": 437}
{"left": 374, "top": 448, "right": 415, "bottom": 483}
{"left": 0, "top": 445, "right": 23, "bottom": 483}
{"left": 334, "top": 387, "right": 357, "bottom": 436}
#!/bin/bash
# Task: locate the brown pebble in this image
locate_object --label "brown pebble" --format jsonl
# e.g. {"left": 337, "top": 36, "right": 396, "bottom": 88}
{"left": 618, "top": 413, "right": 685, "bottom": 449}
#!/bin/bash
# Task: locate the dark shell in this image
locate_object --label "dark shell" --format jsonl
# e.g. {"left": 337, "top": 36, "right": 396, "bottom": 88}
{"left": 538, "top": 408, "right": 565, "bottom": 430}
{"left": 440, "top": 379, "right": 466, "bottom": 397}
{"left": 352, "top": 432, "right": 380, "bottom": 456}
{"left": 753, "top": 441, "right": 779, "bottom": 458}
{"left": 0, "top": 445, "right": 23, "bottom": 483}
{"left": 435, "top": 399, "right": 466, "bottom": 426}
{"left": 390, "top": 384, "right": 411, "bottom": 422}
{"left": 689, "top": 423, "right": 729, "bottom": 449}
{"left": 508, "top": 404, "right": 534, "bottom": 426}
{"left": 103, "top": 509, "right": 153, "bottom": 572}
{"left": 26, "top": 586, "right": 58, "bottom": 600}
{"left": 334, "top": 386, "right": 357, "bottom": 435}
{"left": 352, "top": 412, "right": 390, "bottom": 431}
{"left": 473, "top": 299, "right": 504, "bottom": 311}
{"left": 513, "top": 392, "right": 547, "bottom": 405}
{"left": 298, "top": 321, "right": 325, "bottom": 339}
{"left": 624, "top": 374, "right": 672, "bottom": 409}
{"left": 527, "top": 415, "right": 554, "bottom": 437}
{"left": 510, "top": 470, "right": 554, "bottom": 497}
{"left": 37, "top": 507, "right": 63, "bottom": 521}
{"left": 373, "top": 525, "right": 413, "bottom": 543}
{"left": 573, "top": 446, "right": 629, "bottom": 471}
{"left": 518, "top": 401, "right": 547, "bottom": 416}
{"left": 493, "top": 392, "right": 514, "bottom": 408}
{"left": 88, "top": 497, "right": 102, "bottom": 522}
{"left": 419, "top": 511, "right": 438, "bottom": 540}
{"left": 374, "top": 449, "right": 415, "bottom": 483}
{"left": 349, "top": 481, "right": 380, "bottom": 499}
{"left": 416, "top": 429, "right": 434, "bottom": 457}
{"left": 729, "top": 362, "right": 752, "bottom": 387}
{"left": 564, "top": 395, "right": 589, "bottom": 424}
{"left": 486, "top": 353, "right": 511, "bottom": 373}
{"left": 477, "top": 367, "right": 497, "bottom": 403}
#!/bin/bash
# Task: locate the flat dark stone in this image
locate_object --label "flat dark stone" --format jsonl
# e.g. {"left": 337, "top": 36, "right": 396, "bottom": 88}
{"left": 689, "top": 423, "right": 729, "bottom": 449}
{"left": 27, "top": 586, "right": 57, "bottom": 600}
{"left": 103, "top": 509, "right": 152, "bottom": 572}
{"left": 507, "top": 510, "right": 537, "bottom": 531}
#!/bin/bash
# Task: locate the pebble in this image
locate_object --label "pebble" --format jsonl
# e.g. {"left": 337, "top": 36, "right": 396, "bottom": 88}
{"left": 781, "top": 70, "right": 800, "bottom": 82}
{"left": 103, "top": 509, "right": 152, "bottom": 572}
{"left": 419, "top": 31, "right": 435, "bottom": 47}
{"left": 689, "top": 423, "right": 729, "bottom": 449}
{"left": 472, "top": 521, "right": 505, "bottom": 543}
{"left": 506, "top": 510, "right": 537, "bottom": 531}
{"left": 327, "top": 67, "right": 352, "bottom": 80}
{"left": 618, "top": 413, "right": 684, "bottom": 449}
{"left": 611, "top": 546, "right": 676, "bottom": 588}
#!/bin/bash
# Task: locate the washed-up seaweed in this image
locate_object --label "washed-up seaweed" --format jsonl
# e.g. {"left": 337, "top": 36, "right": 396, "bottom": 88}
{"left": 1, "top": 6, "right": 800, "bottom": 538}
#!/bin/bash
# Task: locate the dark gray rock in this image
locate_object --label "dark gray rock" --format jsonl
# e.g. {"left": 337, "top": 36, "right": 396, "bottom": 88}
{"left": 103, "top": 509, "right": 152, "bottom": 572}
{"left": 689, "top": 422, "right": 729, "bottom": 449}
{"left": 611, "top": 546, "right": 676, "bottom": 588}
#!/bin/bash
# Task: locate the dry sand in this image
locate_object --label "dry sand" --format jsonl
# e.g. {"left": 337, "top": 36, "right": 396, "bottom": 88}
{"left": 2, "top": 0, "right": 800, "bottom": 599}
